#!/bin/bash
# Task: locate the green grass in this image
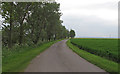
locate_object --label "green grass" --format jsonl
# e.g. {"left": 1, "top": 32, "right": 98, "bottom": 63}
{"left": 66, "top": 39, "right": 118, "bottom": 73}
{"left": 2, "top": 40, "right": 60, "bottom": 72}
{"left": 70, "top": 38, "right": 118, "bottom": 62}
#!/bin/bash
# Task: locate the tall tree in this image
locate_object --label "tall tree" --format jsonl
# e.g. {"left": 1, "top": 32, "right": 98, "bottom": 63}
{"left": 1, "top": 2, "right": 16, "bottom": 48}
{"left": 15, "top": 2, "right": 32, "bottom": 45}
{"left": 1, "top": 2, "right": 70, "bottom": 48}
{"left": 70, "top": 29, "right": 75, "bottom": 38}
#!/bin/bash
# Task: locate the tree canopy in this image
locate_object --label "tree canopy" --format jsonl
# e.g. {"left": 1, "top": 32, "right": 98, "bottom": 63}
{"left": 70, "top": 29, "right": 75, "bottom": 38}
{"left": 1, "top": 2, "right": 70, "bottom": 48}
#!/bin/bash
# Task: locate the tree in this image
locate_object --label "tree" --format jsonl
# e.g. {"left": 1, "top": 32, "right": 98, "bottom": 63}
{"left": 1, "top": 2, "right": 16, "bottom": 48}
{"left": 1, "top": 1, "right": 70, "bottom": 48}
{"left": 70, "top": 29, "right": 75, "bottom": 38}
{"left": 15, "top": 2, "right": 32, "bottom": 45}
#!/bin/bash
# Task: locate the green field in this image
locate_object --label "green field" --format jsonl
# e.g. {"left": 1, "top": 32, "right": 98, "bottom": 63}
{"left": 67, "top": 40, "right": 118, "bottom": 73}
{"left": 70, "top": 38, "right": 118, "bottom": 62}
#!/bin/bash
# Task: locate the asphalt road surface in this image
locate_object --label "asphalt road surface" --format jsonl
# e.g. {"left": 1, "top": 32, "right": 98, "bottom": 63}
{"left": 25, "top": 40, "right": 106, "bottom": 72}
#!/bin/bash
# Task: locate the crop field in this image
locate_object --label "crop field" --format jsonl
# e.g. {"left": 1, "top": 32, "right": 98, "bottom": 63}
{"left": 70, "top": 38, "right": 118, "bottom": 62}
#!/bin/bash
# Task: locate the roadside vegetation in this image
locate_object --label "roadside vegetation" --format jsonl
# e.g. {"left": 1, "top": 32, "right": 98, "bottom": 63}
{"left": 1, "top": 1, "right": 76, "bottom": 72}
{"left": 67, "top": 39, "right": 118, "bottom": 73}
{"left": 1, "top": 1, "right": 77, "bottom": 72}
{"left": 1, "top": 2, "right": 70, "bottom": 49}
{"left": 2, "top": 40, "right": 61, "bottom": 72}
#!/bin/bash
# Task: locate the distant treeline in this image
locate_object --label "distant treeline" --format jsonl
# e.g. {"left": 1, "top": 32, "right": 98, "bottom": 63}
{"left": 1, "top": 2, "right": 75, "bottom": 48}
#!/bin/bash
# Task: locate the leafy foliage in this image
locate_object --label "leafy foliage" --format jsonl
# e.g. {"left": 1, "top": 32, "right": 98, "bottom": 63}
{"left": 1, "top": 2, "right": 70, "bottom": 48}
{"left": 70, "top": 29, "right": 75, "bottom": 38}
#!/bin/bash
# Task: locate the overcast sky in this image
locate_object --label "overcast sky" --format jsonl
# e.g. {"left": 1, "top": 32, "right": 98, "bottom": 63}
{"left": 0, "top": 0, "right": 119, "bottom": 38}
{"left": 57, "top": 0, "right": 119, "bottom": 38}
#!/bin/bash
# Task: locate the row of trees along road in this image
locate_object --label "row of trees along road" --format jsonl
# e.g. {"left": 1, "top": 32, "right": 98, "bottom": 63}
{"left": 1, "top": 2, "right": 76, "bottom": 49}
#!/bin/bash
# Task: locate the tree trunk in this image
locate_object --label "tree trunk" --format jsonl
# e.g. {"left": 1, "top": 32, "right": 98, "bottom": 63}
{"left": 19, "top": 4, "right": 31, "bottom": 45}
{"left": 19, "top": 22, "right": 23, "bottom": 45}
{"left": 19, "top": 12, "right": 27, "bottom": 45}
{"left": 8, "top": 3, "right": 13, "bottom": 48}
{"left": 33, "top": 29, "right": 42, "bottom": 44}
{"left": 33, "top": 18, "right": 45, "bottom": 44}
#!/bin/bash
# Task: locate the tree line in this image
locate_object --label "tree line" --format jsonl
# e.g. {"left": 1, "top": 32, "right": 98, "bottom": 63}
{"left": 1, "top": 2, "right": 75, "bottom": 49}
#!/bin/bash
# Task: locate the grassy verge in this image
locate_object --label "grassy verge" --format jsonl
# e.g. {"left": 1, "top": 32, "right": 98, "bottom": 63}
{"left": 66, "top": 39, "right": 118, "bottom": 73}
{"left": 70, "top": 38, "right": 118, "bottom": 62}
{"left": 2, "top": 40, "right": 61, "bottom": 72}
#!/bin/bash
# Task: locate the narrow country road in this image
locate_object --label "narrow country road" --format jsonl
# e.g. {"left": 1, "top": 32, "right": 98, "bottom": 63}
{"left": 25, "top": 40, "right": 106, "bottom": 72}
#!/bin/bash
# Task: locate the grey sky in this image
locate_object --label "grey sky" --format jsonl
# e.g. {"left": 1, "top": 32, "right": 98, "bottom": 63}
{"left": 57, "top": 0, "right": 119, "bottom": 38}
{"left": 0, "top": 0, "right": 119, "bottom": 38}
